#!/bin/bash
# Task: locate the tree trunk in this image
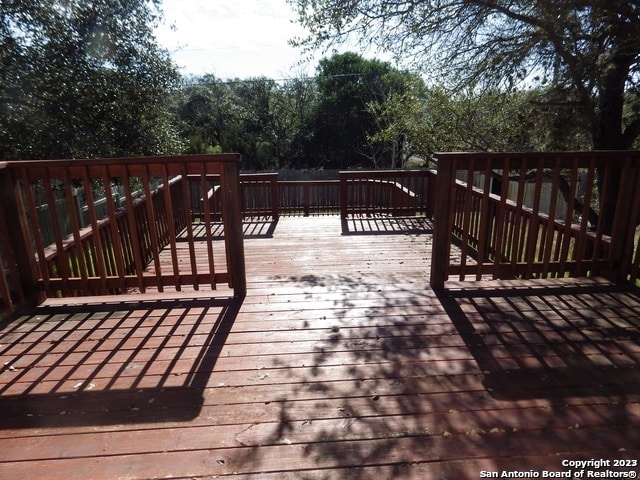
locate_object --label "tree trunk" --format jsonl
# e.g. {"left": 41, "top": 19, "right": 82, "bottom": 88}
{"left": 593, "top": 54, "right": 633, "bottom": 235}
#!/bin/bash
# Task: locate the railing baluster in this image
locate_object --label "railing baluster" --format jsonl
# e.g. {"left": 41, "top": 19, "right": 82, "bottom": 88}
{"left": 158, "top": 166, "right": 179, "bottom": 290}
{"left": 180, "top": 164, "right": 199, "bottom": 290}
{"left": 523, "top": 159, "right": 544, "bottom": 279}
{"left": 574, "top": 157, "right": 596, "bottom": 277}
{"left": 509, "top": 165, "right": 527, "bottom": 276}
{"left": 142, "top": 164, "right": 164, "bottom": 292}
{"left": 590, "top": 159, "right": 610, "bottom": 277}
{"left": 19, "top": 168, "right": 50, "bottom": 293}
{"left": 270, "top": 174, "right": 279, "bottom": 219}
{"left": 200, "top": 167, "right": 216, "bottom": 289}
{"left": 62, "top": 168, "right": 89, "bottom": 294}
{"left": 81, "top": 167, "right": 108, "bottom": 294}
{"left": 458, "top": 160, "right": 475, "bottom": 281}
{"left": 491, "top": 158, "right": 510, "bottom": 279}
{"left": 475, "top": 163, "right": 493, "bottom": 280}
{"left": 557, "top": 159, "right": 579, "bottom": 276}
{"left": 122, "top": 170, "right": 146, "bottom": 293}
{"left": 102, "top": 169, "right": 127, "bottom": 288}
{"left": 540, "top": 162, "right": 560, "bottom": 278}
{"left": 43, "top": 169, "right": 72, "bottom": 296}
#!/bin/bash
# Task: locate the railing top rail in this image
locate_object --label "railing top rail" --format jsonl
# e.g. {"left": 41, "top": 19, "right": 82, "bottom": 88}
{"left": 240, "top": 173, "right": 278, "bottom": 180}
{"left": 4, "top": 153, "right": 242, "bottom": 167}
{"left": 435, "top": 151, "right": 640, "bottom": 170}
{"left": 339, "top": 169, "right": 431, "bottom": 178}
{"left": 6, "top": 154, "right": 242, "bottom": 181}
{"left": 278, "top": 179, "right": 340, "bottom": 185}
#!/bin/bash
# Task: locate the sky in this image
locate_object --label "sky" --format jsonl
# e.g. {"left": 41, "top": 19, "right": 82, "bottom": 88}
{"left": 154, "top": 0, "right": 322, "bottom": 79}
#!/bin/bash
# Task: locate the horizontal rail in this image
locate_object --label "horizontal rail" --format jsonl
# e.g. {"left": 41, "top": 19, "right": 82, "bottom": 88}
{"left": 13, "top": 154, "right": 239, "bottom": 181}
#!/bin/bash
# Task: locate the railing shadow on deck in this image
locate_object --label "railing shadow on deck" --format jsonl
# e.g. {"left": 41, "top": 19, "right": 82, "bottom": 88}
{"left": 341, "top": 215, "right": 433, "bottom": 236}
{"left": 434, "top": 283, "right": 640, "bottom": 401}
{"left": 0, "top": 296, "right": 242, "bottom": 429}
{"left": 178, "top": 218, "right": 279, "bottom": 241}
{"left": 241, "top": 218, "right": 279, "bottom": 238}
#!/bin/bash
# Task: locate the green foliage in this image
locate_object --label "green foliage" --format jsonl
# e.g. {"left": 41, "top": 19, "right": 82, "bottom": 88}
{"left": 174, "top": 50, "right": 597, "bottom": 170}
{"left": 305, "top": 52, "right": 416, "bottom": 169}
{"left": 175, "top": 74, "right": 319, "bottom": 170}
{"left": 366, "top": 74, "right": 449, "bottom": 163}
{"left": 289, "top": 0, "right": 640, "bottom": 151}
{"left": 0, "top": 0, "right": 182, "bottom": 160}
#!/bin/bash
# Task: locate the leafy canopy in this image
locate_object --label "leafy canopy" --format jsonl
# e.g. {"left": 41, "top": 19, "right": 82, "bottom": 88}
{"left": 1, "top": 0, "right": 181, "bottom": 159}
{"left": 289, "top": 0, "right": 640, "bottom": 150}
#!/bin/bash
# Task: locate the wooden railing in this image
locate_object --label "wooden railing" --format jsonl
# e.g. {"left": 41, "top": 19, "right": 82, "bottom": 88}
{"left": 242, "top": 173, "right": 279, "bottom": 218}
{"left": 189, "top": 173, "right": 279, "bottom": 221}
{"left": 430, "top": 152, "right": 640, "bottom": 289}
{"left": 278, "top": 180, "right": 341, "bottom": 216}
{"left": 233, "top": 170, "right": 433, "bottom": 218}
{"left": 0, "top": 154, "right": 246, "bottom": 315}
{"left": 340, "top": 170, "right": 435, "bottom": 218}
{"left": 200, "top": 170, "right": 434, "bottom": 218}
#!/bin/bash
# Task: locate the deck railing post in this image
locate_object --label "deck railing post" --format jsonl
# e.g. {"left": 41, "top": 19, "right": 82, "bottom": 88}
{"left": 425, "top": 170, "right": 437, "bottom": 218}
{"left": 0, "top": 164, "right": 45, "bottom": 310}
{"left": 221, "top": 158, "right": 246, "bottom": 298}
{"left": 430, "top": 154, "right": 456, "bottom": 290}
{"left": 270, "top": 173, "right": 280, "bottom": 219}
{"left": 606, "top": 154, "right": 640, "bottom": 282}
{"left": 303, "top": 182, "right": 310, "bottom": 216}
{"left": 339, "top": 173, "right": 349, "bottom": 218}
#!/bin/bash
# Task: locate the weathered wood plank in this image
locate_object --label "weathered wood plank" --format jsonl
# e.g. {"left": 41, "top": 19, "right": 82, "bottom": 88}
{"left": 0, "top": 215, "right": 638, "bottom": 479}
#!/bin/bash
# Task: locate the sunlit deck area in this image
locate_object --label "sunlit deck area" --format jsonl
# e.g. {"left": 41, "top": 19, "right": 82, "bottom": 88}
{"left": 1, "top": 215, "right": 639, "bottom": 479}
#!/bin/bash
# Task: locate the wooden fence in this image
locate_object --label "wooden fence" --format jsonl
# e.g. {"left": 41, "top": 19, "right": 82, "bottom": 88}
{"left": 430, "top": 151, "right": 640, "bottom": 288}
{"left": 0, "top": 154, "right": 246, "bottom": 315}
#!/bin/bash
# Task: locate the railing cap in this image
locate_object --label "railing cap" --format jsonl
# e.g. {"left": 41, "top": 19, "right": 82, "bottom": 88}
{"left": 4, "top": 153, "right": 242, "bottom": 169}
{"left": 434, "top": 151, "right": 640, "bottom": 170}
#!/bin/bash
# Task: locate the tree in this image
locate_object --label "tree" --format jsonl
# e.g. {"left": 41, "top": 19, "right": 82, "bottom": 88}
{"left": 290, "top": 1, "right": 640, "bottom": 150}
{"left": 176, "top": 75, "right": 233, "bottom": 155}
{"left": 0, "top": 0, "right": 181, "bottom": 159}
{"left": 176, "top": 76, "right": 312, "bottom": 170}
{"left": 290, "top": 0, "right": 640, "bottom": 231}
{"left": 308, "top": 52, "right": 414, "bottom": 169}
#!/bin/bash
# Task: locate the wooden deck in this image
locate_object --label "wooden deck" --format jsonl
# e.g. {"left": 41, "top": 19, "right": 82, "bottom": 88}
{"left": 1, "top": 216, "right": 639, "bottom": 479}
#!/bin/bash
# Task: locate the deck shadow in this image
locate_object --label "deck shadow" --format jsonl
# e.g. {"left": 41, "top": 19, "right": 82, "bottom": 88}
{"left": 0, "top": 296, "right": 242, "bottom": 429}
{"left": 241, "top": 217, "right": 279, "bottom": 238}
{"left": 179, "top": 218, "right": 278, "bottom": 240}
{"left": 341, "top": 216, "right": 433, "bottom": 235}
{"left": 435, "top": 284, "right": 640, "bottom": 400}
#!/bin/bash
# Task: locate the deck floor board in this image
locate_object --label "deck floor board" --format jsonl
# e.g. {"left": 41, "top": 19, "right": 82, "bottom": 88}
{"left": 1, "top": 216, "right": 639, "bottom": 479}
